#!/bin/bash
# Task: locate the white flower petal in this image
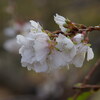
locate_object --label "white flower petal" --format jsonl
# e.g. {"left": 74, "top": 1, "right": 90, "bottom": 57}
{"left": 20, "top": 46, "right": 36, "bottom": 64}
{"left": 62, "top": 47, "right": 76, "bottom": 62}
{"left": 72, "top": 52, "right": 86, "bottom": 67}
{"left": 16, "top": 35, "right": 26, "bottom": 45}
{"left": 30, "top": 20, "right": 42, "bottom": 33}
{"left": 54, "top": 14, "right": 66, "bottom": 25}
{"left": 75, "top": 43, "right": 88, "bottom": 53}
{"left": 67, "top": 46, "right": 76, "bottom": 60}
{"left": 34, "top": 35, "right": 50, "bottom": 62}
{"left": 56, "top": 34, "right": 74, "bottom": 49}
{"left": 30, "top": 20, "right": 38, "bottom": 28}
{"left": 17, "top": 34, "right": 35, "bottom": 47}
{"left": 87, "top": 47, "right": 94, "bottom": 61}
{"left": 73, "top": 34, "right": 84, "bottom": 43}
{"left": 59, "top": 25, "right": 67, "bottom": 33}
{"left": 48, "top": 50, "right": 67, "bottom": 68}
{"left": 54, "top": 14, "right": 67, "bottom": 32}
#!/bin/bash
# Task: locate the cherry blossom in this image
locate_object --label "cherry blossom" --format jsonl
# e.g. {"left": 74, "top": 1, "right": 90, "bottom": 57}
{"left": 16, "top": 14, "right": 94, "bottom": 72}
{"left": 54, "top": 14, "right": 67, "bottom": 32}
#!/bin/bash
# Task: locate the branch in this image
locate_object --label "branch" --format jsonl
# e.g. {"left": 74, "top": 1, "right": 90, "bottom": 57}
{"left": 46, "top": 25, "right": 100, "bottom": 36}
{"left": 83, "top": 59, "right": 100, "bottom": 84}
{"left": 73, "top": 59, "right": 100, "bottom": 100}
{"left": 52, "top": 30, "right": 64, "bottom": 34}
{"left": 79, "top": 26, "right": 100, "bottom": 33}
{"left": 73, "top": 84, "right": 100, "bottom": 90}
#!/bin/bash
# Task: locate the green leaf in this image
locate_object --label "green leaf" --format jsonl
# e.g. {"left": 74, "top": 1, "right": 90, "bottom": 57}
{"left": 68, "top": 97, "right": 73, "bottom": 100}
{"left": 68, "top": 92, "right": 92, "bottom": 100}
{"left": 76, "top": 92, "right": 92, "bottom": 100}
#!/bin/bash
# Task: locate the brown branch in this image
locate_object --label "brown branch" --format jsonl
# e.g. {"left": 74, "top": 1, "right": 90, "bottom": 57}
{"left": 45, "top": 26, "right": 100, "bottom": 39}
{"left": 52, "top": 30, "right": 64, "bottom": 34}
{"left": 73, "top": 84, "right": 100, "bottom": 90}
{"left": 79, "top": 26, "right": 100, "bottom": 33}
{"left": 73, "top": 59, "right": 100, "bottom": 100}
{"left": 83, "top": 59, "right": 100, "bottom": 84}
{"left": 87, "top": 26, "right": 100, "bottom": 32}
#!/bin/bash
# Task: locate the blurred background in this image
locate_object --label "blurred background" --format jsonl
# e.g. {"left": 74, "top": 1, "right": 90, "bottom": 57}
{"left": 0, "top": 0, "right": 100, "bottom": 100}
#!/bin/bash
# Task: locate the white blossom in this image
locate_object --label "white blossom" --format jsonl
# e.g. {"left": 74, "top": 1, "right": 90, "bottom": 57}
{"left": 48, "top": 34, "right": 77, "bottom": 70}
{"left": 72, "top": 43, "right": 94, "bottom": 67}
{"left": 56, "top": 34, "right": 76, "bottom": 61}
{"left": 16, "top": 18, "right": 94, "bottom": 72}
{"left": 54, "top": 14, "right": 67, "bottom": 32}
{"left": 54, "top": 14, "right": 66, "bottom": 25}
{"left": 30, "top": 20, "right": 42, "bottom": 33}
{"left": 16, "top": 20, "right": 52, "bottom": 72}
{"left": 56, "top": 34, "right": 74, "bottom": 49}
{"left": 73, "top": 34, "right": 84, "bottom": 43}
{"left": 17, "top": 32, "right": 50, "bottom": 72}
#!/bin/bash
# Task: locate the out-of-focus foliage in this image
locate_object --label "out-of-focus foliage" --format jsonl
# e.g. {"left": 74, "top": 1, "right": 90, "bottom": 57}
{"left": 76, "top": 92, "right": 92, "bottom": 100}
{"left": 68, "top": 91, "right": 92, "bottom": 100}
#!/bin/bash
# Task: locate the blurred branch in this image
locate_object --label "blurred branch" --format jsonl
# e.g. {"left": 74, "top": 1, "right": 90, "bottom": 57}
{"left": 73, "top": 84, "right": 100, "bottom": 90}
{"left": 7, "top": 0, "right": 17, "bottom": 20}
{"left": 73, "top": 59, "right": 100, "bottom": 100}
{"left": 83, "top": 59, "right": 100, "bottom": 84}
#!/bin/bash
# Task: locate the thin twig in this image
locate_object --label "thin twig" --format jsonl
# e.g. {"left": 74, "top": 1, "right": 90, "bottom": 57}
{"left": 83, "top": 59, "right": 100, "bottom": 84}
{"left": 52, "top": 30, "right": 64, "bottom": 34}
{"left": 73, "top": 84, "right": 100, "bottom": 90}
{"left": 79, "top": 26, "right": 100, "bottom": 33}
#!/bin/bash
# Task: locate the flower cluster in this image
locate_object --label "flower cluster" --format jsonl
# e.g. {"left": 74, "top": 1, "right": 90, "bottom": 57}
{"left": 17, "top": 14, "right": 94, "bottom": 72}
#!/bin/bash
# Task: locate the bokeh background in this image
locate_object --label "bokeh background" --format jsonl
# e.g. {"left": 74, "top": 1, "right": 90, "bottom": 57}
{"left": 0, "top": 0, "right": 100, "bottom": 100}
